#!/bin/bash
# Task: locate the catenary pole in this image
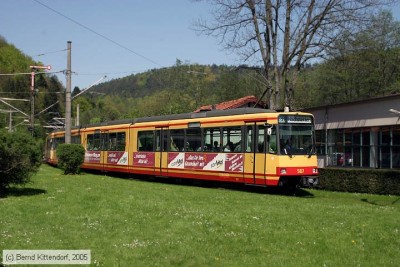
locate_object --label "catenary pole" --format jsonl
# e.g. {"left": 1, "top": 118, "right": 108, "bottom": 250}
{"left": 29, "top": 65, "right": 51, "bottom": 136}
{"left": 65, "top": 41, "right": 72, "bottom": 144}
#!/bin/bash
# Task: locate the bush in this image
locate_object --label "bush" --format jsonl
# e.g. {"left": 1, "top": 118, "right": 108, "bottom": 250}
{"left": 318, "top": 168, "right": 400, "bottom": 195}
{"left": 0, "top": 130, "right": 41, "bottom": 192}
{"left": 57, "top": 144, "right": 85, "bottom": 174}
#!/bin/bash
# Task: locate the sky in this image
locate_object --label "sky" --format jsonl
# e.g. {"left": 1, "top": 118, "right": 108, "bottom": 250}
{"left": 1, "top": 0, "right": 400, "bottom": 91}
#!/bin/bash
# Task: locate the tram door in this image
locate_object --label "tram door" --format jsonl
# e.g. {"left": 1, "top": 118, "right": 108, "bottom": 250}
{"left": 244, "top": 123, "right": 267, "bottom": 185}
{"left": 100, "top": 130, "right": 109, "bottom": 172}
{"left": 155, "top": 127, "right": 169, "bottom": 177}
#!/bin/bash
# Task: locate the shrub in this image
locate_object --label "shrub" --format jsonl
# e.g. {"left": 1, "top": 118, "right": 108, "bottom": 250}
{"left": 318, "top": 168, "right": 400, "bottom": 195}
{"left": 0, "top": 130, "right": 41, "bottom": 192}
{"left": 57, "top": 144, "right": 85, "bottom": 174}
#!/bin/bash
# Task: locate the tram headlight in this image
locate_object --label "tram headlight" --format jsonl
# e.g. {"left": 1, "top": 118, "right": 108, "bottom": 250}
{"left": 312, "top": 168, "right": 318, "bottom": 174}
{"left": 280, "top": 168, "right": 287, "bottom": 175}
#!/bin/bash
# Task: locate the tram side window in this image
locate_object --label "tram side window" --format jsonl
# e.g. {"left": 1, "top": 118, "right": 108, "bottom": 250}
{"left": 245, "top": 126, "right": 254, "bottom": 152}
{"left": 108, "top": 132, "right": 126, "bottom": 151}
{"left": 51, "top": 138, "right": 56, "bottom": 150}
{"left": 71, "top": 135, "right": 81, "bottom": 145}
{"left": 138, "top": 131, "right": 154, "bottom": 151}
{"left": 52, "top": 137, "right": 65, "bottom": 150}
{"left": 101, "top": 133, "right": 109, "bottom": 151}
{"left": 155, "top": 130, "right": 169, "bottom": 152}
{"left": 245, "top": 125, "right": 266, "bottom": 153}
{"left": 257, "top": 125, "right": 266, "bottom": 153}
{"left": 222, "top": 127, "right": 242, "bottom": 152}
{"left": 117, "top": 132, "right": 126, "bottom": 151}
{"left": 203, "top": 128, "right": 222, "bottom": 152}
{"left": 186, "top": 128, "right": 202, "bottom": 151}
{"left": 47, "top": 138, "right": 52, "bottom": 150}
{"left": 87, "top": 133, "right": 101, "bottom": 150}
{"left": 170, "top": 129, "right": 185, "bottom": 151}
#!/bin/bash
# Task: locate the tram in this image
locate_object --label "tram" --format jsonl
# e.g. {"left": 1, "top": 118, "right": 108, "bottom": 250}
{"left": 45, "top": 108, "right": 319, "bottom": 189}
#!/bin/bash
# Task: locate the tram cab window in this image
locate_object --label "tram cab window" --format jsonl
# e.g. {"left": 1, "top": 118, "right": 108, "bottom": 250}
{"left": 138, "top": 131, "right": 154, "bottom": 151}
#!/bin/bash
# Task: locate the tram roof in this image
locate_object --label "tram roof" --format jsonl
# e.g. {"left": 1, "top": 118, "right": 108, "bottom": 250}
{"left": 64, "top": 108, "right": 276, "bottom": 131}
{"left": 134, "top": 107, "right": 276, "bottom": 123}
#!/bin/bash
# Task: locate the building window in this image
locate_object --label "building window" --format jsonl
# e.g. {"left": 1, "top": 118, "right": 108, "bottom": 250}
{"left": 315, "top": 130, "right": 326, "bottom": 155}
{"left": 361, "top": 129, "right": 370, "bottom": 167}
{"left": 316, "top": 125, "right": 399, "bottom": 169}
{"left": 393, "top": 128, "right": 400, "bottom": 168}
{"left": 380, "top": 128, "right": 391, "bottom": 168}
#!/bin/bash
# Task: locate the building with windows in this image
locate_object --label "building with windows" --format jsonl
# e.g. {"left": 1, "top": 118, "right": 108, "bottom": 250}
{"left": 303, "top": 94, "right": 400, "bottom": 169}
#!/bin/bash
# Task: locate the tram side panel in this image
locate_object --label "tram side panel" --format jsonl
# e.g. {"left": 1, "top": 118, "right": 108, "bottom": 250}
{"left": 166, "top": 151, "right": 244, "bottom": 182}
{"left": 81, "top": 127, "right": 130, "bottom": 173}
{"left": 130, "top": 126, "right": 158, "bottom": 176}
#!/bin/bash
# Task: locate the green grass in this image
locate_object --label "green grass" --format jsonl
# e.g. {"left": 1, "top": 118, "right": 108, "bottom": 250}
{"left": 1, "top": 165, "right": 399, "bottom": 266}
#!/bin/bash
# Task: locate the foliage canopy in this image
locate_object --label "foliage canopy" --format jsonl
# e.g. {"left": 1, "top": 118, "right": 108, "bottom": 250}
{"left": 0, "top": 129, "right": 41, "bottom": 192}
{"left": 56, "top": 144, "right": 85, "bottom": 174}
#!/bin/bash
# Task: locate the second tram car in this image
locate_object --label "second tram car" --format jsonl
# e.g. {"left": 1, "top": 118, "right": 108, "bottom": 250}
{"left": 45, "top": 108, "right": 319, "bottom": 189}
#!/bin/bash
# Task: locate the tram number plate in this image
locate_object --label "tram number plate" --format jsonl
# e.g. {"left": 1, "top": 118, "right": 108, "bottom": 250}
{"left": 297, "top": 169, "right": 305, "bottom": 174}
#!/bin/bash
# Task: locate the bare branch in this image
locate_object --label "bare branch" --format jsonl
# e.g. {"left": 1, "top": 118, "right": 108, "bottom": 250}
{"left": 192, "top": 0, "right": 397, "bottom": 109}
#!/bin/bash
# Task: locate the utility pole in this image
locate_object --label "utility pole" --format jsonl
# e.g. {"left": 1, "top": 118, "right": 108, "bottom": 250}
{"left": 65, "top": 41, "right": 72, "bottom": 144}
{"left": 76, "top": 103, "right": 80, "bottom": 126}
{"left": 30, "top": 69, "right": 35, "bottom": 134}
{"left": 29, "top": 65, "right": 51, "bottom": 135}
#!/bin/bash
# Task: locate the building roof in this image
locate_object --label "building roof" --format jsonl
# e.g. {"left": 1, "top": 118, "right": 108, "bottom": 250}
{"left": 194, "top": 95, "right": 264, "bottom": 112}
{"left": 301, "top": 93, "right": 400, "bottom": 112}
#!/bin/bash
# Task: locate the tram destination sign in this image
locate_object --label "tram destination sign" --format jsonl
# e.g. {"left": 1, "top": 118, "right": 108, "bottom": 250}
{"left": 278, "top": 115, "right": 313, "bottom": 124}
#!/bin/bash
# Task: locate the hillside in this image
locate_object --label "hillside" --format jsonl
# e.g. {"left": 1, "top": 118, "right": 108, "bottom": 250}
{"left": 92, "top": 63, "right": 263, "bottom": 99}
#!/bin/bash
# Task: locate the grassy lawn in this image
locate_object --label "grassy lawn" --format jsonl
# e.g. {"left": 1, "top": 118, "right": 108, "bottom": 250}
{"left": 1, "top": 165, "right": 399, "bottom": 266}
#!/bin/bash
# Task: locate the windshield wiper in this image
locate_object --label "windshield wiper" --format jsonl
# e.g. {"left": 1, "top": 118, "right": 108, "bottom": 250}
{"left": 307, "top": 146, "right": 313, "bottom": 158}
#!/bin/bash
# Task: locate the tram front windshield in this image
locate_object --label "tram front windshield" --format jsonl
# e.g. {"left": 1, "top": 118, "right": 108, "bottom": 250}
{"left": 278, "top": 116, "right": 315, "bottom": 156}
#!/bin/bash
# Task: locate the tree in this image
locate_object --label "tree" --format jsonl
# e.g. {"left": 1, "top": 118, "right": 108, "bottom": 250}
{"left": 57, "top": 144, "right": 85, "bottom": 174}
{"left": 326, "top": 10, "right": 400, "bottom": 98}
{"left": 0, "top": 130, "right": 41, "bottom": 193}
{"left": 72, "top": 86, "right": 81, "bottom": 97}
{"left": 194, "top": 0, "right": 395, "bottom": 109}
{"left": 295, "top": 10, "right": 400, "bottom": 107}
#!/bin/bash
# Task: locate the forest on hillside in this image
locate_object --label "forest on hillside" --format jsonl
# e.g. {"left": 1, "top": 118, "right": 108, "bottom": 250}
{"left": 0, "top": 11, "right": 399, "bottom": 134}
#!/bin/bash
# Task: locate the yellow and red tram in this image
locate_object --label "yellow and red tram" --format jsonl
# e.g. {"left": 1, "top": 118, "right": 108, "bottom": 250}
{"left": 45, "top": 108, "right": 319, "bottom": 189}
